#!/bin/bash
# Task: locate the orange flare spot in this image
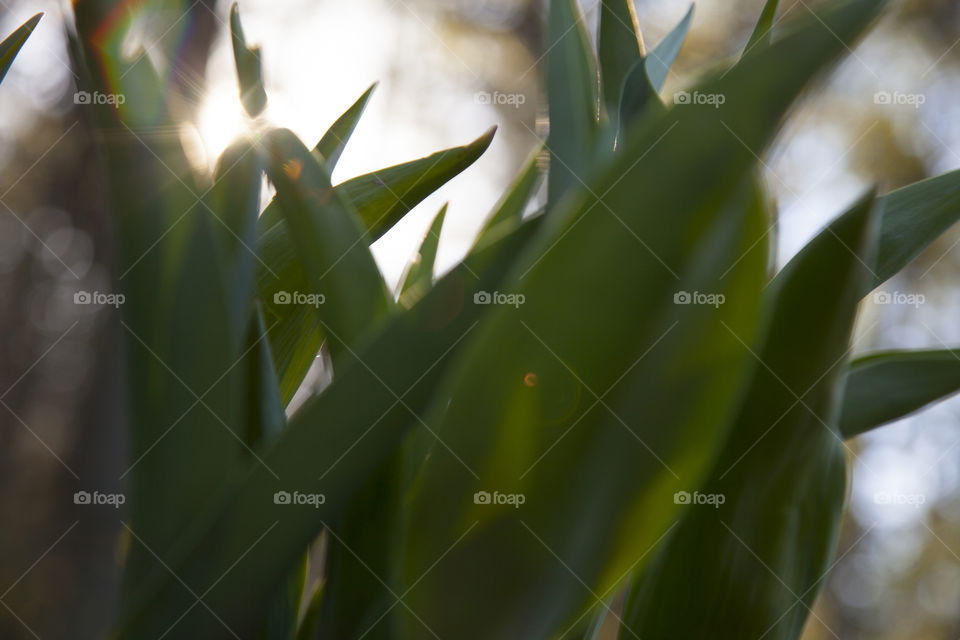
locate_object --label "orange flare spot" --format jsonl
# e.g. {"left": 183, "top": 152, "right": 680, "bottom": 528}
{"left": 283, "top": 159, "right": 303, "bottom": 181}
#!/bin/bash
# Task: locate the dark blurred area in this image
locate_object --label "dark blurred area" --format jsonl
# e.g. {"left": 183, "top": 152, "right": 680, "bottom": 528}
{"left": 0, "top": 1, "right": 958, "bottom": 638}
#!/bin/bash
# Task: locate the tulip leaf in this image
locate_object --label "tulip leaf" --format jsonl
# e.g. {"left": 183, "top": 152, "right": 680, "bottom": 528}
{"left": 262, "top": 128, "right": 392, "bottom": 366}
{"left": 313, "top": 82, "right": 377, "bottom": 170}
{"left": 475, "top": 149, "right": 542, "bottom": 247}
{"left": 399, "top": 203, "right": 447, "bottom": 305}
{"left": 256, "top": 128, "right": 496, "bottom": 403}
{"left": 745, "top": 0, "right": 781, "bottom": 54}
{"left": 599, "top": 0, "right": 644, "bottom": 119}
{"left": 338, "top": 126, "right": 497, "bottom": 239}
{"left": 230, "top": 3, "right": 268, "bottom": 117}
{"left": 397, "top": 2, "right": 887, "bottom": 638}
{"left": 0, "top": 13, "right": 41, "bottom": 85}
{"left": 839, "top": 349, "right": 960, "bottom": 439}
{"left": 646, "top": 4, "right": 694, "bottom": 91}
{"left": 617, "top": 5, "right": 693, "bottom": 143}
{"left": 111, "top": 217, "right": 545, "bottom": 639}
{"left": 621, "top": 191, "right": 881, "bottom": 640}
{"left": 546, "top": 0, "right": 598, "bottom": 210}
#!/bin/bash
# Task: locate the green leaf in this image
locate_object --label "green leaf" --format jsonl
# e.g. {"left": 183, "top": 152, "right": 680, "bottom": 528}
{"left": 111, "top": 217, "right": 544, "bottom": 640}
{"left": 868, "top": 168, "right": 960, "bottom": 294}
{"left": 0, "top": 13, "right": 41, "bottom": 85}
{"left": 475, "top": 148, "right": 542, "bottom": 247}
{"left": 770, "top": 168, "right": 960, "bottom": 302}
{"left": 244, "top": 306, "right": 303, "bottom": 640}
{"left": 745, "top": 0, "right": 781, "bottom": 54}
{"left": 397, "top": 1, "right": 887, "bottom": 637}
{"left": 120, "top": 200, "right": 243, "bottom": 603}
{"left": 546, "top": 0, "right": 598, "bottom": 209}
{"left": 262, "top": 128, "right": 392, "bottom": 365}
{"left": 617, "top": 58, "right": 667, "bottom": 143}
{"left": 209, "top": 139, "right": 264, "bottom": 348}
{"left": 295, "top": 580, "right": 324, "bottom": 640}
{"left": 261, "top": 552, "right": 307, "bottom": 640}
{"left": 839, "top": 349, "right": 960, "bottom": 439}
{"left": 313, "top": 82, "right": 377, "bottom": 170}
{"left": 337, "top": 126, "right": 496, "bottom": 240}
{"left": 620, "top": 191, "right": 881, "bottom": 640}
{"left": 599, "top": 0, "right": 644, "bottom": 118}
{"left": 313, "top": 453, "right": 403, "bottom": 640}
{"left": 646, "top": 4, "right": 694, "bottom": 91}
{"left": 398, "top": 204, "right": 447, "bottom": 305}
{"left": 616, "top": 5, "right": 693, "bottom": 143}
{"left": 256, "top": 127, "right": 496, "bottom": 403}
{"left": 401, "top": 175, "right": 767, "bottom": 640}
{"left": 244, "top": 302, "right": 286, "bottom": 447}
{"left": 230, "top": 3, "right": 268, "bottom": 117}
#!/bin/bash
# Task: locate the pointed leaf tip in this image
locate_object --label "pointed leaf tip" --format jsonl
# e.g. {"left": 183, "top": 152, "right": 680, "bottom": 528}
{"left": 229, "top": 3, "right": 268, "bottom": 117}
{"left": 0, "top": 12, "right": 44, "bottom": 85}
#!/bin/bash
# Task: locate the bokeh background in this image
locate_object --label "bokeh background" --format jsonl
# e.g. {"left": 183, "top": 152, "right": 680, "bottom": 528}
{"left": 1, "top": 0, "right": 959, "bottom": 638}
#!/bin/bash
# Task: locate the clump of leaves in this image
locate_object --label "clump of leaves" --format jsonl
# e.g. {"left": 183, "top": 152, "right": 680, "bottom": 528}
{"left": 9, "top": 0, "right": 953, "bottom": 638}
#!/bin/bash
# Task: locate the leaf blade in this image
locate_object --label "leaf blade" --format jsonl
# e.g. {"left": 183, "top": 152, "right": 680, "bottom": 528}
{"left": 839, "top": 349, "right": 960, "bottom": 439}
{"left": 313, "top": 82, "right": 377, "bottom": 170}
{"left": 0, "top": 13, "right": 41, "bottom": 85}
{"left": 230, "top": 3, "right": 268, "bottom": 117}
{"left": 546, "top": 0, "right": 599, "bottom": 209}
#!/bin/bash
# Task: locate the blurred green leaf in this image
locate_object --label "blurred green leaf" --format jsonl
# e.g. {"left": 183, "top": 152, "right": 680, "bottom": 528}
{"left": 112, "top": 217, "right": 544, "bottom": 639}
{"left": 599, "top": 0, "right": 643, "bottom": 119}
{"left": 256, "top": 127, "right": 496, "bottom": 402}
{"left": 0, "top": 13, "right": 41, "bottom": 85}
{"left": 244, "top": 305, "right": 303, "bottom": 640}
{"left": 261, "top": 552, "right": 307, "bottom": 640}
{"left": 262, "top": 128, "right": 392, "bottom": 365}
{"left": 398, "top": 2, "right": 887, "bottom": 637}
{"left": 745, "top": 0, "right": 781, "bottom": 53}
{"left": 547, "top": 0, "right": 598, "bottom": 209}
{"left": 621, "top": 191, "right": 880, "bottom": 639}
{"left": 646, "top": 4, "right": 694, "bottom": 91}
{"left": 230, "top": 3, "right": 268, "bottom": 117}
{"left": 617, "top": 59, "right": 667, "bottom": 143}
{"left": 121, "top": 197, "right": 244, "bottom": 603}
{"left": 402, "top": 175, "right": 767, "bottom": 640}
{"left": 244, "top": 303, "right": 286, "bottom": 448}
{"left": 295, "top": 580, "right": 324, "bottom": 640}
{"left": 209, "top": 139, "right": 264, "bottom": 348}
{"left": 839, "top": 349, "right": 960, "bottom": 439}
{"left": 617, "top": 5, "right": 692, "bottom": 143}
{"left": 475, "top": 149, "right": 542, "bottom": 247}
{"left": 399, "top": 204, "right": 447, "bottom": 305}
{"left": 314, "top": 453, "right": 403, "bottom": 640}
{"left": 313, "top": 82, "right": 377, "bottom": 170}
{"left": 867, "top": 168, "right": 960, "bottom": 294}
